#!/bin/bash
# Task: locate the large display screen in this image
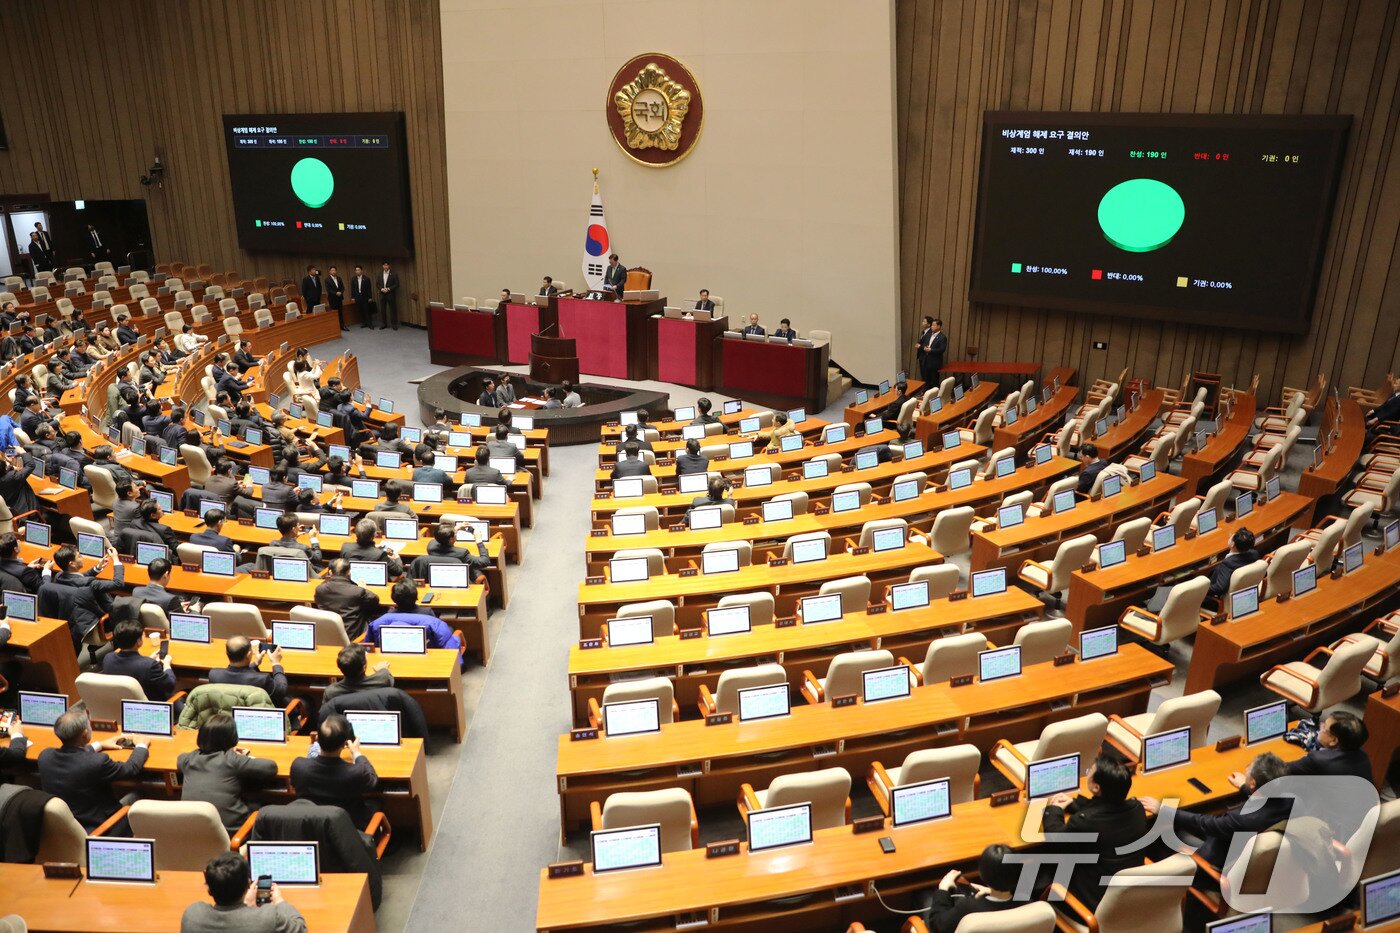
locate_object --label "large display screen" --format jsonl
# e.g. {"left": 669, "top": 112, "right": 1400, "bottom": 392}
{"left": 222, "top": 112, "right": 413, "bottom": 258}
{"left": 970, "top": 112, "right": 1350, "bottom": 333}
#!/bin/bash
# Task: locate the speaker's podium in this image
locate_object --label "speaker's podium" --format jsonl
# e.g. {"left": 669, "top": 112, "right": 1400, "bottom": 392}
{"left": 529, "top": 333, "right": 579, "bottom": 384}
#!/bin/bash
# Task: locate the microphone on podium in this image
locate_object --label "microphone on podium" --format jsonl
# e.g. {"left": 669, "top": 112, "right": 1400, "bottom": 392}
{"left": 538, "top": 321, "right": 558, "bottom": 336}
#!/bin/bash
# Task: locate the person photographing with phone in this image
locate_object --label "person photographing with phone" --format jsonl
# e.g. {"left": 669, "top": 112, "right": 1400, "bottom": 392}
{"left": 181, "top": 851, "right": 307, "bottom": 932}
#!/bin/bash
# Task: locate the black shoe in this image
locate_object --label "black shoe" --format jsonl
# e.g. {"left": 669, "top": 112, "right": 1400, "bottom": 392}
{"left": 392, "top": 325, "right": 399, "bottom": 330}
{"left": 380, "top": 325, "right": 389, "bottom": 330}
{"left": 340, "top": 327, "right": 349, "bottom": 332}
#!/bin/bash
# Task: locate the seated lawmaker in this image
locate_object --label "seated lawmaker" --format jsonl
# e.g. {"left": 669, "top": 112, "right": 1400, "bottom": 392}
{"left": 1285, "top": 709, "right": 1371, "bottom": 780}
{"left": 340, "top": 521, "right": 405, "bottom": 579}
{"left": 190, "top": 507, "right": 238, "bottom": 554}
{"left": 464, "top": 446, "right": 508, "bottom": 486}
{"left": 208, "top": 635, "right": 288, "bottom": 707}
{"left": 497, "top": 374, "right": 518, "bottom": 405}
{"left": 0, "top": 531, "right": 43, "bottom": 593}
{"left": 621, "top": 423, "right": 653, "bottom": 452}
{"left": 486, "top": 423, "right": 526, "bottom": 468}
{"left": 132, "top": 557, "right": 194, "bottom": 617}
{"left": 1076, "top": 444, "right": 1107, "bottom": 495}
{"left": 288, "top": 714, "right": 379, "bottom": 827}
{"left": 418, "top": 521, "right": 492, "bottom": 583}
{"left": 694, "top": 289, "right": 714, "bottom": 312}
{"left": 1040, "top": 754, "right": 1148, "bottom": 912}
{"left": 324, "top": 643, "right": 394, "bottom": 703}
{"left": 477, "top": 378, "right": 499, "bottom": 407}
{"left": 1208, "top": 528, "right": 1260, "bottom": 597}
{"left": 691, "top": 397, "right": 720, "bottom": 426}
{"left": 182, "top": 853, "right": 308, "bottom": 932}
{"left": 269, "top": 514, "right": 324, "bottom": 570}
{"left": 772, "top": 318, "right": 797, "bottom": 340}
{"left": 412, "top": 448, "right": 451, "bottom": 486}
{"left": 1141, "top": 752, "right": 1291, "bottom": 868}
{"left": 610, "top": 443, "right": 651, "bottom": 479}
{"left": 103, "top": 617, "right": 178, "bottom": 702}
{"left": 366, "top": 579, "right": 462, "bottom": 653}
{"left": 690, "top": 477, "right": 734, "bottom": 510}
{"left": 674, "top": 439, "right": 710, "bottom": 476}
{"left": 740, "top": 314, "right": 765, "bottom": 337}
{"left": 561, "top": 381, "right": 583, "bottom": 408}
{"left": 176, "top": 712, "right": 278, "bottom": 835}
{"left": 923, "top": 843, "right": 1031, "bottom": 933}
{"left": 38, "top": 709, "right": 150, "bottom": 834}
{"left": 313, "top": 558, "right": 383, "bottom": 641}
{"left": 539, "top": 275, "right": 558, "bottom": 297}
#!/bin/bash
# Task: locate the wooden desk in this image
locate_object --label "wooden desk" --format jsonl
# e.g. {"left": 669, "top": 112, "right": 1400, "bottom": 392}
{"left": 576, "top": 543, "right": 943, "bottom": 636}
{"left": 1094, "top": 389, "right": 1165, "bottom": 462}
{"left": 600, "top": 407, "right": 767, "bottom": 439}
{"left": 1298, "top": 397, "right": 1365, "bottom": 525}
{"left": 970, "top": 473, "right": 1186, "bottom": 572}
{"left": 4, "top": 616, "right": 81, "bottom": 698}
{"left": 536, "top": 733, "right": 1302, "bottom": 932}
{"left": 427, "top": 303, "right": 505, "bottom": 366}
{"left": 992, "top": 385, "right": 1077, "bottom": 457}
{"left": 7, "top": 727, "right": 433, "bottom": 848}
{"left": 164, "top": 637, "right": 466, "bottom": 742}
{"left": 1185, "top": 546, "right": 1400, "bottom": 694}
{"left": 913, "top": 381, "right": 999, "bottom": 447}
{"left": 565, "top": 588, "right": 1044, "bottom": 724}
{"left": 1181, "top": 393, "right": 1256, "bottom": 493}
{"left": 1364, "top": 686, "right": 1400, "bottom": 786}
{"left": 29, "top": 472, "right": 93, "bottom": 520}
{"left": 716, "top": 334, "right": 830, "bottom": 415}
{"left": 0, "top": 864, "right": 375, "bottom": 932}
{"left": 594, "top": 417, "right": 829, "bottom": 466}
{"left": 843, "top": 380, "right": 924, "bottom": 428}
{"left": 940, "top": 361, "right": 1040, "bottom": 378}
{"left": 553, "top": 644, "right": 1171, "bottom": 836}
{"left": 1064, "top": 491, "right": 1313, "bottom": 635}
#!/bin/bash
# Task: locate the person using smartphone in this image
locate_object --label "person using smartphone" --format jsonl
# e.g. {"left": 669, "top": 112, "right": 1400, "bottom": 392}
{"left": 923, "top": 844, "right": 1029, "bottom": 933}
{"left": 180, "top": 851, "right": 307, "bottom": 931}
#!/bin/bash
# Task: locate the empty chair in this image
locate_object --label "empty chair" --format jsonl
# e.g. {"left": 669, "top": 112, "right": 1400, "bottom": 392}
{"left": 992, "top": 712, "right": 1108, "bottom": 788}
{"left": 75, "top": 672, "right": 146, "bottom": 722}
{"left": 591, "top": 676, "right": 678, "bottom": 727}
{"left": 139, "top": 296, "right": 161, "bottom": 316}
{"left": 1052, "top": 853, "right": 1196, "bottom": 933}
{"left": 1106, "top": 689, "right": 1221, "bottom": 761}
{"left": 164, "top": 310, "right": 185, "bottom": 332}
{"left": 288, "top": 606, "right": 351, "bottom": 646}
{"left": 909, "top": 563, "right": 961, "bottom": 599}
{"left": 1299, "top": 502, "right": 1374, "bottom": 551}
{"left": 69, "top": 516, "right": 110, "bottom": 547}
{"left": 1027, "top": 476, "right": 1078, "bottom": 518}
{"left": 1306, "top": 519, "right": 1346, "bottom": 570}
{"left": 1124, "top": 436, "right": 1171, "bottom": 476}
{"left": 1107, "top": 517, "right": 1152, "bottom": 555}
{"left": 905, "top": 632, "right": 988, "bottom": 686}
{"left": 738, "top": 766, "right": 851, "bottom": 831}
{"left": 1342, "top": 469, "right": 1400, "bottom": 519}
{"left": 223, "top": 316, "right": 243, "bottom": 338}
{"left": 833, "top": 481, "right": 872, "bottom": 506}
{"left": 868, "top": 744, "right": 981, "bottom": 816}
{"left": 701, "top": 540, "right": 751, "bottom": 567}
{"left": 1119, "top": 576, "right": 1211, "bottom": 646}
{"left": 1344, "top": 799, "right": 1400, "bottom": 883}
{"left": 921, "top": 506, "right": 974, "bottom": 559}
{"left": 84, "top": 465, "right": 118, "bottom": 515}
{"left": 800, "top": 648, "right": 894, "bottom": 704}
{"left": 698, "top": 663, "right": 787, "bottom": 717}
{"left": 1260, "top": 635, "right": 1378, "bottom": 714}
{"left": 1334, "top": 624, "right": 1400, "bottom": 681}
{"left": 613, "top": 599, "right": 677, "bottom": 638}
{"left": 1012, "top": 618, "right": 1072, "bottom": 666}
{"left": 35, "top": 798, "right": 88, "bottom": 866}
{"left": 126, "top": 801, "right": 241, "bottom": 871}
{"left": 1157, "top": 498, "right": 1202, "bottom": 537}
{"left": 1226, "top": 443, "right": 1283, "bottom": 492}
{"left": 1017, "top": 533, "right": 1097, "bottom": 606}
{"left": 782, "top": 530, "right": 831, "bottom": 560}
{"left": 179, "top": 444, "right": 213, "bottom": 486}
{"left": 858, "top": 517, "right": 906, "bottom": 548}
{"left": 612, "top": 547, "right": 665, "bottom": 577}
{"left": 959, "top": 407, "right": 996, "bottom": 446}
{"left": 612, "top": 505, "right": 659, "bottom": 532}
{"left": 176, "top": 542, "right": 214, "bottom": 565}
{"left": 770, "top": 490, "right": 808, "bottom": 514}
{"left": 205, "top": 603, "right": 267, "bottom": 640}
{"left": 1193, "top": 479, "right": 1234, "bottom": 527}
{"left": 715, "top": 591, "right": 773, "bottom": 626}
{"left": 591, "top": 789, "right": 697, "bottom": 854}
{"left": 1262, "top": 541, "right": 1312, "bottom": 598}
{"left": 1220, "top": 560, "right": 1267, "bottom": 603}
{"left": 255, "top": 307, "right": 275, "bottom": 328}
{"left": 980, "top": 447, "right": 1016, "bottom": 479}
{"left": 819, "top": 575, "right": 871, "bottom": 614}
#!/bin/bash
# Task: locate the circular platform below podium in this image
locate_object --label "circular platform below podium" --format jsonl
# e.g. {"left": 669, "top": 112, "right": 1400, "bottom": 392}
{"left": 416, "top": 366, "right": 670, "bottom": 445}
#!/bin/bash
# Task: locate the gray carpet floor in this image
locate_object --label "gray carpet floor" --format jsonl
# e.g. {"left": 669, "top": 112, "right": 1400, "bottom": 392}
{"left": 313, "top": 326, "right": 1390, "bottom": 932}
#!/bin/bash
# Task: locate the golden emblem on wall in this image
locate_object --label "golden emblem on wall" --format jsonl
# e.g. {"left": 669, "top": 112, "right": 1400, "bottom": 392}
{"left": 607, "top": 54, "right": 704, "bottom": 167}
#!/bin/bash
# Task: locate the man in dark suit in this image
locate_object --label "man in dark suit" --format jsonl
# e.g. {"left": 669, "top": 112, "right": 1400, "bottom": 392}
{"left": 0, "top": 532, "right": 43, "bottom": 592}
{"left": 1040, "top": 754, "right": 1149, "bottom": 911}
{"left": 675, "top": 439, "right": 710, "bottom": 475}
{"left": 268, "top": 514, "right": 323, "bottom": 569}
{"left": 464, "top": 446, "right": 507, "bottom": 486}
{"left": 115, "top": 314, "right": 140, "bottom": 345}
{"left": 411, "top": 448, "right": 451, "bottom": 487}
{"left": 28, "top": 232, "right": 52, "bottom": 274}
{"left": 299, "top": 265, "right": 322, "bottom": 317}
{"left": 33, "top": 222, "right": 52, "bottom": 255}
{"left": 127, "top": 499, "right": 181, "bottom": 554}
{"left": 924, "top": 843, "right": 1029, "bottom": 932}
{"left": 1207, "top": 527, "right": 1260, "bottom": 597}
{"left": 1142, "top": 752, "right": 1292, "bottom": 869}
{"left": 216, "top": 362, "right": 252, "bottom": 403}
{"left": 1076, "top": 444, "right": 1107, "bottom": 496}
{"left": 351, "top": 264, "right": 375, "bottom": 329}
{"left": 232, "top": 339, "right": 259, "bottom": 371}
{"left": 539, "top": 276, "right": 558, "bottom": 297}
{"left": 477, "top": 378, "right": 499, "bottom": 408}
{"left": 694, "top": 288, "right": 715, "bottom": 312}
{"left": 1286, "top": 710, "right": 1372, "bottom": 781}
{"left": 740, "top": 314, "right": 765, "bottom": 337}
{"left": 208, "top": 635, "right": 288, "bottom": 706}
{"left": 325, "top": 265, "right": 346, "bottom": 331}
{"left": 603, "top": 253, "right": 626, "bottom": 298}
{"left": 38, "top": 709, "right": 150, "bottom": 834}
{"left": 190, "top": 508, "right": 237, "bottom": 553}
{"left": 313, "top": 558, "right": 383, "bottom": 641}
{"left": 916, "top": 316, "right": 948, "bottom": 385}
{"left": 773, "top": 318, "right": 797, "bottom": 340}
{"left": 102, "top": 617, "right": 178, "bottom": 701}
{"left": 324, "top": 643, "right": 394, "bottom": 703}
{"left": 43, "top": 544, "right": 121, "bottom": 651}
{"left": 87, "top": 224, "right": 108, "bottom": 262}
{"left": 288, "top": 714, "right": 380, "bottom": 826}
{"left": 132, "top": 557, "right": 191, "bottom": 618}
{"left": 610, "top": 444, "right": 651, "bottom": 479}
{"left": 377, "top": 261, "right": 399, "bottom": 330}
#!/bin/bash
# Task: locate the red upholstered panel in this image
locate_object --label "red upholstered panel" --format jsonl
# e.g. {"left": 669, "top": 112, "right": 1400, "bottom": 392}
{"left": 656, "top": 317, "right": 698, "bottom": 385}
{"left": 504, "top": 303, "right": 540, "bottom": 364}
{"left": 721, "top": 339, "right": 808, "bottom": 397}
{"left": 430, "top": 306, "right": 496, "bottom": 356}
{"left": 557, "top": 298, "right": 629, "bottom": 378}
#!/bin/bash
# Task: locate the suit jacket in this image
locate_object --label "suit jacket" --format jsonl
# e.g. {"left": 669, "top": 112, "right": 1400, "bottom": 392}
{"left": 208, "top": 663, "right": 288, "bottom": 707}
{"left": 103, "top": 647, "right": 177, "bottom": 701}
{"left": 132, "top": 581, "right": 185, "bottom": 617}
{"left": 250, "top": 799, "right": 381, "bottom": 910}
{"left": 322, "top": 668, "right": 394, "bottom": 703}
{"left": 925, "top": 891, "right": 1023, "bottom": 933}
{"left": 0, "top": 556, "right": 41, "bottom": 593}
{"left": 1287, "top": 746, "right": 1372, "bottom": 782}
{"left": 377, "top": 270, "right": 399, "bottom": 298}
{"left": 1041, "top": 795, "right": 1149, "bottom": 909}
{"left": 538, "top": 285, "right": 558, "bottom": 296}
{"left": 1173, "top": 793, "right": 1292, "bottom": 867}
{"left": 325, "top": 275, "right": 344, "bottom": 309}
{"left": 300, "top": 275, "right": 321, "bottom": 309}
{"left": 27, "top": 242, "right": 51, "bottom": 270}
{"left": 741, "top": 324, "right": 766, "bottom": 336}
{"left": 411, "top": 466, "right": 451, "bottom": 487}
{"left": 313, "top": 575, "right": 381, "bottom": 640}
{"left": 773, "top": 327, "right": 797, "bottom": 340}
{"left": 927, "top": 330, "right": 948, "bottom": 367}
{"left": 464, "top": 464, "right": 507, "bottom": 486}
{"left": 675, "top": 452, "right": 710, "bottom": 475}
{"left": 603, "top": 263, "right": 627, "bottom": 292}
{"left": 37, "top": 743, "right": 151, "bottom": 831}
{"left": 1077, "top": 459, "right": 1107, "bottom": 495}
{"left": 611, "top": 459, "right": 651, "bottom": 478}
{"left": 190, "top": 529, "right": 236, "bottom": 552}
{"left": 289, "top": 753, "right": 379, "bottom": 826}
{"left": 350, "top": 275, "right": 372, "bottom": 305}
{"left": 41, "top": 570, "right": 119, "bottom": 643}
{"left": 1208, "top": 549, "right": 1262, "bottom": 597}
{"left": 0, "top": 460, "right": 37, "bottom": 517}
{"left": 176, "top": 748, "right": 279, "bottom": 833}
{"left": 694, "top": 299, "right": 714, "bottom": 311}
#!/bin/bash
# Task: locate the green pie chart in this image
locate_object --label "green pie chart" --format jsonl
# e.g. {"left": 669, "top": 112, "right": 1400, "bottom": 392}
{"left": 290, "top": 157, "right": 334, "bottom": 209}
{"left": 1097, "top": 178, "right": 1185, "bottom": 252}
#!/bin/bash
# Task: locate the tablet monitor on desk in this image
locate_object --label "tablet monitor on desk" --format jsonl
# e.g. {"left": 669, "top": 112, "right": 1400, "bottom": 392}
{"left": 169, "top": 613, "right": 211, "bottom": 644}
{"left": 436, "top": 454, "right": 459, "bottom": 472}
{"left": 245, "top": 428, "right": 264, "bottom": 446}
{"left": 603, "top": 698, "right": 661, "bottom": 737}
{"left": 787, "top": 408, "right": 807, "bottom": 424}
{"left": 1139, "top": 460, "right": 1156, "bottom": 482}
{"left": 401, "top": 426, "right": 422, "bottom": 444}
{"left": 942, "top": 431, "right": 962, "bottom": 451}
{"left": 890, "top": 580, "right": 929, "bottom": 612}
{"left": 1236, "top": 491, "right": 1254, "bottom": 519}
{"left": 19, "top": 690, "right": 68, "bottom": 726}
{"left": 824, "top": 424, "right": 848, "bottom": 444}
{"left": 318, "top": 513, "right": 351, "bottom": 536}
{"left": 1386, "top": 521, "right": 1400, "bottom": 552}
{"left": 739, "top": 417, "right": 761, "bottom": 434}
{"left": 378, "top": 625, "right": 427, "bottom": 655}
{"left": 723, "top": 400, "right": 743, "bottom": 416}
{"left": 803, "top": 459, "right": 829, "bottom": 480}
{"left": 86, "top": 838, "right": 156, "bottom": 884}
{"left": 872, "top": 526, "right": 905, "bottom": 553}
{"left": 891, "top": 479, "right": 920, "bottom": 503}
{"left": 863, "top": 418, "right": 883, "bottom": 437}
{"left": 217, "top": 419, "right": 233, "bottom": 437}
{"left": 247, "top": 466, "right": 271, "bottom": 486}
{"left": 747, "top": 803, "right": 812, "bottom": 852}
{"left": 1003, "top": 406, "right": 1019, "bottom": 426}
{"left": 591, "top": 824, "right": 663, "bottom": 874}
{"left": 1151, "top": 525, "right": 1176, "bottom": 552}
{"left": 780, "top": 433, "right": 804, "bottom": 452}
{"left": 233, "top": 706, "right": 286, "bottom": 743}
{"left": 77, "top": 532, "right": 105, "bottom": 559}
{"left": 1101, "top": 474, "right": 1121, "bottom": 498}
{"left": 612, "top": 478, "right": 643, "bottom": 499}
{"left": 377, "top": 398, "right": 394, "bottom": 414}
{"left": 902, "top": 440, "right": 925, "bottom": 459}
{"left": 1142, "top": 726, "right": 1192, "bottom": 774}
{"left": 611, "top": 512, "right": 647, "bottom": 537}
{"left": 254, "top": 507, "right": 281, "bottom": 530}
{"left": 1228, "top": 586, "right": 1259, "bottom": 621}
{"left": 927, "top": 396, "right": 943, "bottom": 414}
{"left": 762, "top": 499, "right": 794, "bottom": 523}
{"left": 1344, "top": 541, "right": 1365, "bottom": 574}
{"left": 744, "top": 466, "right": 774, "bottom": 487}
{"left": 609, "top": 556, "right": 650, "bottom": 583}
{"left": 159, "top": 445, "right": 177, "bottom": 466}
{"left": 701, "top": 548, "right": 740, "bottom": 575}
{"left": 271, "top": 557, "right": 310, "bottom": 583}
{"left": 1362, "top": 868, "right": 1400, "bottom": 928}
{"left": 672, "top": 406, "right": 695, "bottom": 422}
{"left": 22, "top": 520, "right": 49, "bottom": 547}
{"left": 447, "top": 431, "right": 472, "bottom": 449}
{"left": 1026, "top": 395, "right": 1038, "bottom": 414}
{"left": 1245, "top": 700, "right": 1287, "bottom": 745}
{"left": 1205, "top": 912, "right": 1272, "bottom": 933}
{"left": 428, "top": 562, "right": 470, "bottom": 589}
{"left": 346, "top": 478, "right": 379, "bottom": 500}
{"left": 150, "top": 490, "right": 174, "bottom": 513}
{"left": 1097, "top": 540, "right": 1126, "bottom": 569}
{"left": 474, "top": 484, "right": 508, "bottom": 505}
{"left": 1291, "top": 563, "right": 1317, "bottom": 598}
{"left": 854, "top": 450, "right": 878, "bottom": 470}
{"left": 706, "top": 605, "right": 751, "bottom": 636}
{"left": 799, "top": 593, "right": 843, "bottom": 624}
{"left": 1094, "top": 419, "right": 1108, "bottom": 438}
{"left": 201, "top": 551, "right": 236, "bottom": 577}
{"left": 878, "top": 380, "right": 890, "bottom": 395}
{"left": 383, "top": 519, "right": 418, "bottom": 540}
{"left": 891, "top": 778, "right": 952, "bottom": 828}
{"left": 1027, "top": 753, "right": 1081, "bottom": 799}
{"left": 414, "top": 482, "right": 445, "bottom": 503}
{"left": 135, "top": 541, "right": 168, "bottom": 567}
{"left": 689, "top": 506, "right": 723, "bottom": 530}
{"left": 1196, "top": 507, "right": 1218, "bottom": 536}
{"left": 953, "top": 385, "right": 964, "bottom": 402}
{"left": 247, "top": 841, "right": 322, "bottom": 886}
{"left": 1265, "top": 475, "right": 1281, "bottom": 502}
{"left": 341, "top": 550, "right": 399, "bottom": 595}
{"left": 997, "top": 504, "right": 1024, "bottom": 529}
{"left": 790, "top": 537, "right": 827, "bottom": 564}
{"left": 978, "top": 645, "right": 1021, "bottom": 682}
{"left": 606, "top": 615, "right": 654, "bottom": 647}
{"left": 681, "top": 424, "right": 705, "bottom": 441}
{"left": 121, "top": 699, "right": 173, "bottom": 738}
{"left": 993, "top": 457, "right": 1015, "bottom": 479}
{"left": 1052, "top": 490, "right": 1076, "bottom": 514}
{"left": 1078, "top": 625, "right": 1118, "bottom": 661}
{"left": 271, "top": 620, "right": 316, "bottom": 651}
{"left": 947, "top": 468, "right": 973, "bottom": 491}
{"left": 3, "top": 589, "right": 35, "bottom": 622}
{"left": 737, "top": 684, "right": 789, "bottom": 721}
{"left": 971, "top": 568, "right": 1007, "bottom": 597}
{"left": 375, "top": 451, "right": 402, "bottom": 469}
{"left": 619, "top": 411, "right": 638, "bottom": 426}
{"left": 1033, "top": 444, "right": 1053, "bottom": 465}
{"left": 344, "top": 711, "right": 402, "bottom": 748}
{"left": 678, "top": 472, "right": 709, "bottom": 494}
{"left": 862, "top": 666, "right": 911, "bottom": 703}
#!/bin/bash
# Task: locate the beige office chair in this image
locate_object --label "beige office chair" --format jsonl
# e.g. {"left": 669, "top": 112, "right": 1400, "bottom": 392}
{"left": 613, "top": 599, "right": 677, "bottom": 639}
{"left": 288, "top": 606, "right": 351, "bottom": 646}
{"left": 69, "top": 516, "right": 110, "bottom": 548}
{"left": 591, "top": 789, "right": 698, "bottom": 854}
{"left": 1344, "top": 799, "right": 1400, "bottom": 882}
{"left": 958, "top": 902, "right": 1057, "bottom": 933}
{"left": 1305, "top": 520, "right": 1346, "bottom": 570}
{"left": 868, "top": 744, "right": 981, "bottom": 816}
{"left": 927, "top": 506, "right": 975, "bottom": 557}
{"left": 992, "top": 712, "right": 1108, "bottom": 788}
{"left": 833, "top": 481, "right": 873, "bottom": 506}
{"left": 1119, "top": 576, "right": 1211, "bottom": 646}
{"left": 1190, "top": 829, "right": 1313, "bottom": 920}
{"left": 1219, "top": 560, "right": 1267, "bottom": 604}
{"left": 1261, "top": 540, "right": 1312, "bottom": 598}
{"left": 591, "top": 676, "right": 679, "bottom": 728}
{"left": 176, "top": 542, "right": 215, "bottom": 565}
{"left": 959, "top": 407, "right": 996, "bottom": 447}
{"left": 164, "top": 310, "right": 185, "bottom": 332}
{"left": 714, "top": 591, "right": 774, "bottom": 627}
{"left": 139, "top": 604, "right": 170, "bottom": 633}
{"left": 819, "top": 575, "right": 871, "bottom": 614}
{"left": 800, "top": 649, "right": 894, "bottom": 704}
{"left": 1259, "top": 634, "right": 1378, "bottom": 714}
{"left": 738, "top": 767, "right": 851, "bottom": 831}
{"left": 1012, "top": 618, "right": 1072, "bottom": 666}
{"left": 255, "top": 307, "right": 275, "bottom": 328}
{"left": 858, "top": 517, "right": 907, "bottom": 549}
{"left": 1018, "top": 533, "right": 1097, "bottom": 607}
{"left": 1053, "top": 854, "right": 1196, "bottom": 933}
{"left": 1298, "top": 502, "right": 1374, "bottom": 550}
{"left": 1106, "top": 689, "right": 1221, "bottom": 761}
{"left": 126, "top": 800, "right": 243, "bottom": 870}
{"left": 1255, "top": 390, "right": 1305, "bottom": 433}
{"left": 75, "top": 672, "right": 147, "bottom": 722}
{"left": 980, "top": 447, "right": 1017, "bottom": 480}
{"left": 205, "top": 603, "right": 268, "bottom": 640}
{"left": 1026, "top": 476, "right": 1079, "bottom": 518}
{"left": 702, "top": 540, "right": 752, "bottom": 568}
{"left": 613, "top": 547, "right": 665, "bottom": 577}
{"left": 782, "top": 530, "right": 831, "bottom": 560}
{"left": 1087, "top": 464, "right": 1132, "bottom": 498}
{"left": 770, "top": 491, "right": 808, "bottom": 514}
{"left": 1124, "top": 436, "right": 1172, "bottom": 477}
{"left": 893, "top": 470, "right": 928, "bottom": 490}
{"left": 1107, "top": 517, "right": 1152, "bottom": 557}
{"left": 1226, "top": 443, "right": 1283, "bottom": 493}
{"left": 179, "top": 444, "right": 213, "bottom": 486}
{"left": 35, "top": 798, "right": 87, "bottom": 866}
{"left": 698, "top": 663, "right": 787, "bottom": 717}
{"left": 1331, "top": 624, "right": 1400, "bottom": 681}
{"left": 1053, "top": 422, "right": 1075, "bottom": 458}
{"left": 904, "top": 632, "right": 989, "bottom": 686}
{"left": 83, "top": 466, "right": 118, "bottom": 515}
{"left": 908, "top": 563, "right": 961, "bottom": 599}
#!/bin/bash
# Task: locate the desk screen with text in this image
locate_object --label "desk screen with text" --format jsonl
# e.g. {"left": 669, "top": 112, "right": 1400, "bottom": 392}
{"left": 972, "top": 112, "right": 1349, "bottom": 334}
{"left": 223, "top": 113, "right": 413, "bottom": 257}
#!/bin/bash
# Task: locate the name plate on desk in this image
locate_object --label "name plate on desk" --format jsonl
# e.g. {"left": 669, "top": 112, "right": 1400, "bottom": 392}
{"left": 89, "top": 719, "right": 117, "bottom": 733}
{"left": 679, "top": 628, "right": 702, "bottom": 639}
{"left": 831, "top": 694, "right": 857, "bottom": 708}
{"left": 42, "top": 862, "right": 82, "bottom": 880}
{"left": 814, "top": 506, "right": 830, "bottom": 516}
{"left": 851, "top": 546, "right": 871, "bottom": 556}
{"left": 852, "top": 816, "right": 885, "bottom": 835}
{"left": 238, "top": 518, "right": 254, "bottom": 526}
{"left": 706, "top": 839, "right": 741, "bottom": 858}
{"left": 866, "top": 604, "right": 887, "bottom": 615}
{"left": 578, "top": 638, "right": 602, "bottom": 650}
{"left": 1215, "top": 735, "right": 1242, "bottom": 752}
{"left": 1320, "top": 915, "right": 1356, "bottom": 932}
{"left": 743, "top": 517, "right": 759, "bottom": 525}
{"left": 181, "top": 563, "right": 199, "bottom": 572}
{"left": 183, "top": 509, "right": 199, "bottom": 517}
{"left": 669, "top": 524, "right": 686, "bottom": 533}
{"left": 585, "top": 576, "right": 604, "bottom": 585}
{"left": 662, "top": 487, "right": 677, "bottom": 495}
{"left": 989, "top": 790, "right": 1020, "bottom": 808}
{"left": 705, "top": 712, "right": 733, "bottom": 727}
{"left": 1053, "top": 653, "right": 1075, "bottom": 667}
{"left": 569, "top": 728, "right": 599, "bottom": 742}
{"left": 949, "top": 674, "right": 973, "bottom": 688}
{"left": 775, "top": 617, "right": 797, "bottom": 628}
{"left": 117, "top": 554, "right": 134, "bottom": 564}
{"left": 678, "top": 568, "right": 698, "bottom": 578}
{"left": 249, "top": 570, "right": 270, "bottom": 579}
{"left": 768, "top": 558, "right": 789, "bottom": 568}
{"left": 590, "top": 529, "right": 607, "bottom": 538}
{"left": 547, "top": 860, "right": 585, "bottom": 879}
{"left": 948, "top": 591, "right": 968, "bottom": 602}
